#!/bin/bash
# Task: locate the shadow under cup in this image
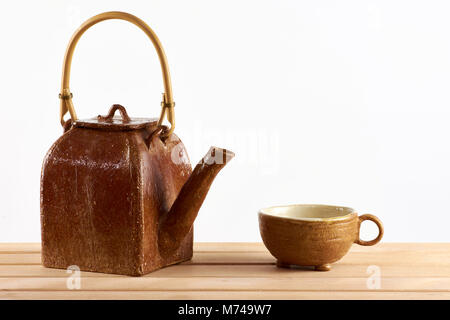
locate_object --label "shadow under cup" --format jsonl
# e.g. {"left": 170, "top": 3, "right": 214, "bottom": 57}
{"left": 258, "top": 204, "right": 384, "bottom": 271}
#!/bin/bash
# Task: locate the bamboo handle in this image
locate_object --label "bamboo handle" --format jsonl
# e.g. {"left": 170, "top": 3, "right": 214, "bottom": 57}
{"left": 59, "top": 11, "right": 175, "bottom": 136}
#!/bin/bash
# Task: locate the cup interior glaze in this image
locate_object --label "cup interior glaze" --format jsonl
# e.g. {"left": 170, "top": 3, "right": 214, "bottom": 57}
{"left": 258, "top": 204, "right": 383, "bottom": 271}
{"left": 260, "top": 204, "right": 355, "bottom": 221}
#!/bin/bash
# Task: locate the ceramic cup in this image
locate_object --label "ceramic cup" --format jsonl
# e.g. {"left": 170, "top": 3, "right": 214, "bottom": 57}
{"left": 258, "top": 204, "right": 384, "bottom": 271}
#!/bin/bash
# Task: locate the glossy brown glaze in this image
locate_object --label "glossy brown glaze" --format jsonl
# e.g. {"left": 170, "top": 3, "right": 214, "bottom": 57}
{"left": 159, "top": 147, "right": 235, "bottom": 255}
{"left": 41, "top": 105, "right": 233, "bottom": 276}
{"left": 258, "top": 205, "right": 383, "bottom": 271}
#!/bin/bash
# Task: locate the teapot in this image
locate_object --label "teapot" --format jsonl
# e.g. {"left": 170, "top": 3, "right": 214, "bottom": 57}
{"left": 40, "top": 12, "right": 234, "bottom": 276}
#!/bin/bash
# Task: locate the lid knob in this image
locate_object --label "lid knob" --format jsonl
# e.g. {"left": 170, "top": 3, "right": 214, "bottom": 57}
{"left": 98, "top": 104, "right": 131, "bottom": 123}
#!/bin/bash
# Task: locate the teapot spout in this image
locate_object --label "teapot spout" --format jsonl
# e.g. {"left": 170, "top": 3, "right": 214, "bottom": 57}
{"left": 158, "top": 147, "right": 234, "bottom": 255}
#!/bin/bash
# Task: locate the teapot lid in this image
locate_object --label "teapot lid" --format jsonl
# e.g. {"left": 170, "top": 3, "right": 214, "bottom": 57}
{"left": 73, "top": 105, "right": 158, "bottom": 131}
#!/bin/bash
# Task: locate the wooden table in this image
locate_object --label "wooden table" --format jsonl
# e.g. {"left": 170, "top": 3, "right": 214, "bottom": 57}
{"left": 0, "top": 243, "right": 449, "bottom": 299}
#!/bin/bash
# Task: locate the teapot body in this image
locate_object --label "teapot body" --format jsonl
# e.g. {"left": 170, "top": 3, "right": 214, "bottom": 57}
{"left": 43, "top": 11, "right": 234, "bottom": 276}
{"left": 40, "top": 120, "right": 193, "bottom": 275}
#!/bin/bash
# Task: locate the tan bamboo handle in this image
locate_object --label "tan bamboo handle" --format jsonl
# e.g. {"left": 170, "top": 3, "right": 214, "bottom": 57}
{"left": 59, "top": 11, "right": 175, "bottom": 137}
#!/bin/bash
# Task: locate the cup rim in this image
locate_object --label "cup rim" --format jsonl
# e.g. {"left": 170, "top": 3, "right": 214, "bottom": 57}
{"left": 258, "top": 204, "right": 356, "bottom": 222}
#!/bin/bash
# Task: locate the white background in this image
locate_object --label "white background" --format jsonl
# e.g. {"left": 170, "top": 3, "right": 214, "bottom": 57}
{"left": 1, "top": 0, "right": 450, "bottom": 242}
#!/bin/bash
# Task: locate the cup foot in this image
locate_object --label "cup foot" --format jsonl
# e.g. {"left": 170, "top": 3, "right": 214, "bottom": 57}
{"left": 314, "top": 264, "right": 331, "bottom": 271}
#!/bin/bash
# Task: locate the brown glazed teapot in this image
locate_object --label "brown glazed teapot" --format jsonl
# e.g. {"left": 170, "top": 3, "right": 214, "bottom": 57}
{"left": 41, "top": 12, "right": 234, "bottom": 276}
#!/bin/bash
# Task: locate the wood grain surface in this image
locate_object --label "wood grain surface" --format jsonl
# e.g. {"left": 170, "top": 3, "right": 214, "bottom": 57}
{"left": 0, "top": 243, "right": 449, "bottom": 300}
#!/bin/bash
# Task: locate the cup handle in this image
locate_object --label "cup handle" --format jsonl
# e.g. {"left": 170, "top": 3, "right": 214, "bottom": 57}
{"left": 354, "top": 214, "right": 384, "bottom": 246}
